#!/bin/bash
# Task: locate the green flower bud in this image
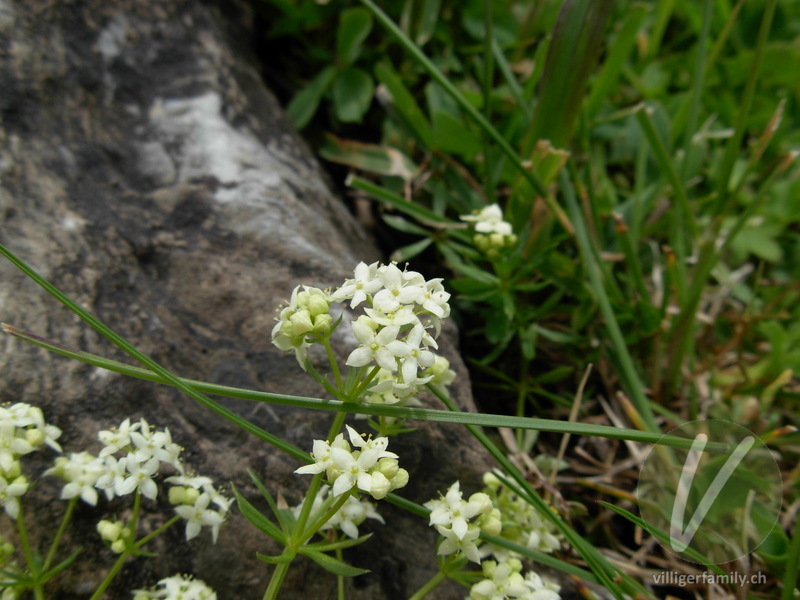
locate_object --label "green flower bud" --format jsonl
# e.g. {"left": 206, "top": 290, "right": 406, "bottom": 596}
{"left": 26, "top": 428, "right": 45, "bottom": 447}
{"left": 5, "top": 461, "right": 22, "bottom": 480}
{"left": 307, "top": 294, "right": 330, "bottom": 317}
{"left": 375, "top": 457, "right": 399, "bottom": 480}
{"left": 313, "top": 313, "right": 332, "bottom": 334}
{"left": 479, "top": 508, "right": 502, "bottom": 536}
{"left": 368, "top": 471, "right": 391, "bottom": 500}
{"left": 110, "top": 539, "right": 126, "bottom": 554}
{"left": 389, "top": 468, "right": 409, "bottom": 491}
{"left": 97, "top": 520, "right": 124, "bottom": 543}
{"left": 290, "top": 310, "right": 314, "bottom": 336}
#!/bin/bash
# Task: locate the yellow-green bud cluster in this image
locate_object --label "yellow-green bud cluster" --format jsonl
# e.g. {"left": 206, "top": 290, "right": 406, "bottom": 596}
{"left": 460, "top": 204, "right": 517, "bottom": 259}
{"left": 271, "top": 285, "right": 333, "bottom": 369}
{"left": 97, "top": 519, "right": 131, "bottom": 554}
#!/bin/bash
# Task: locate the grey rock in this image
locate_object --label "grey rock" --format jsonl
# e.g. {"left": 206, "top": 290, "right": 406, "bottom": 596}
{"left": 0, "top": 0, "right": 490, "bottom": 598}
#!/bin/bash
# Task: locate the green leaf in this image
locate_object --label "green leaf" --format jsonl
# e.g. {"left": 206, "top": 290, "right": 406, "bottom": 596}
{"left": 320, "top": 135, "right": 417, "bottom": 179}
{"left": 247, "top": 470, "right": 296, "bottom": 533}
{"left": 390, "top": 237, "right": 433, "bottom": 262}
{"left": 256, "top": 551, "right": 297, "bottom": 565}
{"left": 374, "top": 61, "right": 433, "bottom": 146}
{"left": 333, "top": 67, "right": 374, "bottom": 123}
{"left": 232, "top": 484, "right": 287, "bottom": 543}
{"left": 382, "top": 215, "right": 430, "bottom": 235}
{"left": 600, "top": 502, "right": 725, "bottom": 574}
{"left": 301, "top": 548, "right": 370, "bottom": 577}
{"left": 526, "top": 0, "right": 614, "bottom": 150}
{"left": 337, "top": 7, "right": 373, "bottom": 67}
{"left": 415, "top": 0, "right": 441, "bottom": 46}
{"left": 287, "top": 66, "right": 337, "bottom": 130}
{"left": 305, "top": 533, "right": 373, "bottom": 552}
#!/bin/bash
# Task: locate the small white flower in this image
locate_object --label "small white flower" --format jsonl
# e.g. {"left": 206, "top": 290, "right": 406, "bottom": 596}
{"left": 46, "top": 452, "right": 106, "bottom": 506}
{"left": 436, "top": 524, "right": 482, "bottom": 563}
{"left": 331, "top": 261, "right": 382, "bottom": 307}
{"left": 372, "top": 263, "right": 425, "bottom": 313}
{"left": 132, "top": 574, "right": 217, "bottom": 600}
{"left": 119, "top": 454, "right": 160, "bottom": 500}
{"left": 399, "top": 325, "right": 436, "bottom": 383}
{"left": 98, "top": 418, "right": 134, "bottom": 457}
{"left": 0, "top": 474, "right": 28, "bottom": 519}
{"left": 174, "top": 492, "right": 226, "bottom": 543}
{"left": 426, "top": 481, "right": 489, "bottom": 540}
{"left": 346, "top": 321, "right": 410, "bottom": 371}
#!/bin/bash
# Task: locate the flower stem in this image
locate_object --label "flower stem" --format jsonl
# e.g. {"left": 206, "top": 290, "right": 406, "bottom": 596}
{"left": 322, "top": 337, "right": 343, "bottom": 391}
{"left": 407, "top": 569, "right": 447, "bottom": 600}
{"left": 294, "top": 412, "right": 348, "bottom": 536}
{"left": 351, "top": 365, "right": 382, "bottom": 400}
{"left": 300, "top": 492, "right": 351, "bottom": 542}
{"left": 89, "top": 493, "right": 143, "bottom": 600}
{"left": 133, "top": 515, "right": 181, "bottom": 549}
{"left": 16, "top": 503, "right": 45, "bottom": 599}
{"left": 43, "top": 497, "right": 78, "bottom": 571}
{"left": 262, "top": 561, "right": 291, "bottom": 600}
{"left": 89, "top": 549, "right": 129, "bottom": 600}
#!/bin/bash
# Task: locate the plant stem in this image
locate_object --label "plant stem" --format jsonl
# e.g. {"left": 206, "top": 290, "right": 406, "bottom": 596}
{"left": 300, "top": 492, "right": 351, "bottom": 542}
{"left": 262, "top": 562, "right": 291, "bottom": 600}
{"left": 133, "top": 515, "right": 182, "bottom": 549}
{"left": 323, "top": 337, "right": 343, "bottom": 391}
{"left": 407, "top": 569, "right": 447, "bottom": 600}
{"left": 43, "top": 496, "right": 78, "bottom": 571}
{"left": 89, "top": 550, "right": 129, "bottom": 600}
{"left": 350, "top": 365, "right": 382, "bottom": 400}
{"left": 16, "top": 503, "right": 45, "bottom": 599}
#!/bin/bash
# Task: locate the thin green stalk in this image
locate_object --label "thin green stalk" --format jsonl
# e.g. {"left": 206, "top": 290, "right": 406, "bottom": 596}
{"left": 262, "top": 562, "right": 291, "bottom": 600}
{"left": 561, "top": 168, "right": 658, "bottom": 432}
{"left": 322, "top": 337, "right": 343, "bottom": 391}
{"left": 3, "top": 322, "right": 741, "bottom": 452}
{"left": 711, "top": 0, "right": 777, "bottom": 217}
{"left": 16, "top": 506, "right": 44, "bottom": 600}
{"left": 0, "top": 243, "right": 309, "bottom": 463}
{"left": 481, "top": 0, "right": 495, "bottom": 202}
{"left": 89, "top": 551, "right": 128, "bottom": 600}
{"left": 293, "top": 411, "right": 348, "bottom": 539}
{"left": 43, "top": 497, "right": 78, "bottom": 572}
{"left": 350, "top": 365, "right": 382, "bottom": 400}
{"left": 407, "top": 569, "right": 448, "bottom": 600}
{"left": 357, "top": 0, "right": 574, "bottom": 235}
{"left": 781, "top": 512, "right": 800, "bottom": 600}
{"left": 679, "top": 0, "right": 713, "bottom": 179}
{"left": 635, "top": 104, "right": 698, "bottom": 240}
{"left": 301, "top": 492, "right": 352, "bottom": 542}
{"left": 614, "top": 214, "right": 650, "bottom": 303}
{"left": 336, "top": 547, "right": 345, "bottom": 600}
{"left": 132, "top": 515, "right": 182, "bottom": 550}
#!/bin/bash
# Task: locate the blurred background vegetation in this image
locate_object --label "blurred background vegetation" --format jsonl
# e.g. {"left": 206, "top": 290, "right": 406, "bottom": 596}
{"left": 249, "top": 1, "right": 800, "bottom": 597}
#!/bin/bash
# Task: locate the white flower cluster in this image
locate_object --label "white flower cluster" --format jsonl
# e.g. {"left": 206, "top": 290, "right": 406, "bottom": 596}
{"left": 295, "top": 425, "right": 408, "bottom": 500}
{"left": 45, "top": 418, "right": 230, "bottom": 543}
{"left": 460, "top": 204, "right": 517, "bottom": 257}
{"left": 0, "top": 402, "right": 62, "bottom": 519}
{"left": 132, "top": 574, "right": 216, "bottom": 600}
{"left": 292, "top": 486, "right": 384, "bottom": 539}
{"left": 481, "top": 472, "right": 561, "bottom": 560}
{"left": 470, "top": 558, "right": 561, "bottom": 600}
{"left": 423, "top": 481, "right": 501, "bottom": 564}
{"left": 272, "top": 262, "right": 455, "bottom": 405}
